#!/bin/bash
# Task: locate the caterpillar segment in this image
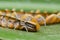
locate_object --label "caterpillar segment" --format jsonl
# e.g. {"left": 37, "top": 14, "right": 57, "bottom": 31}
{"left": 34, "top": 15, "right": 46, "bottom": 26}
{"left": 5, "top": 9, "right": 19, "bottom": 29}
{"left": 0, "top": 9, "right": 19, "bottom": 30}
{"left": 6, "top": 13, "right": 21, "bottom": 29}
{"left": 10, "top": 9, "right": 25, "bottom": 29}
{"left": 46, "top": 14, "right": 58, "bottom": 24}
{"left": 20, "top": 14, "right": 40, "bottom": 32}
{"left": 34, "top": 10, "right": 46, "bottom": 26}
{"left": 51, "top": 10, "right": 60, "bottom": 23}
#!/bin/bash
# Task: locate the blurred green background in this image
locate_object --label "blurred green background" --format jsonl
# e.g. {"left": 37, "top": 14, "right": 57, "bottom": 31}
{"left": 0, "top": 0, "right": 60, "bottom": 12}
{"left": 0, "top": 0, "right": 60, "bottom": 3}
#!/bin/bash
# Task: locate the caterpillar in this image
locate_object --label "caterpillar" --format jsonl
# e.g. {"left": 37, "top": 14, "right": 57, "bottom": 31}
{"left": 0, "top": 9, "right": 60, "bottom": 32}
